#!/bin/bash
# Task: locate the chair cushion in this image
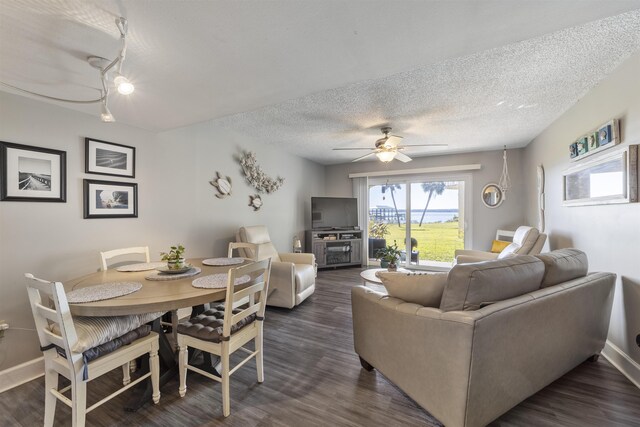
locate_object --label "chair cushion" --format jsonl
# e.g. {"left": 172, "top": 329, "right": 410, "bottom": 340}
{"left": 510, "top": 226, "right": 540, "bottom": 254}
{"left": 238, "top": 226, "right": 281, "bottom": 262}
{"left": 440, "top": 256, "right": 545, "bottom": 312}
{"left": 378, "top": 271, "right": 448, "bottom": 307}
{"left": 535, "top": 248, "right": 588, "bottom": 288}
{"left": 51, "top": 312, "right": 163, "bottom": 353}
{"left": 294, "top": 264, "right": 316, "bottom": 294}
{"left": 177, "top": 305, "right": 256, "bottom": 342}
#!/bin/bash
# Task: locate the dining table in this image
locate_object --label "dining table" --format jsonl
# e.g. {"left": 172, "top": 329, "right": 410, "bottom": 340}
{"left": 65, "top": 257, "right": 251, "bottom": 411}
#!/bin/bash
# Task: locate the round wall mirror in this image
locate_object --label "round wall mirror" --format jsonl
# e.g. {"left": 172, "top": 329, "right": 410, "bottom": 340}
{"left": 482, "top": 183, "right": 504, "bottom": 208}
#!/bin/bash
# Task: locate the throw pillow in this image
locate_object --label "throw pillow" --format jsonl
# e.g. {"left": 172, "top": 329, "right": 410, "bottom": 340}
{"left": 490, "top": 240, "right": 511, "bottom": 253}
{"left": 377, "top": 271, "right": 448, "bottom": 307}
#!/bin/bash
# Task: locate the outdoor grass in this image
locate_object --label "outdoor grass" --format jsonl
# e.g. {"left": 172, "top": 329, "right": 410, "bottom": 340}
{"left": 383, "top": 221, "right": 464, "bottom": 263}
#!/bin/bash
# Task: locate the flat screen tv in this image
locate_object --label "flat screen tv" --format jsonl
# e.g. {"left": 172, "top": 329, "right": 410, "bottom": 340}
{"left": 311, "top": 197, "right": 358, "bottom": 230}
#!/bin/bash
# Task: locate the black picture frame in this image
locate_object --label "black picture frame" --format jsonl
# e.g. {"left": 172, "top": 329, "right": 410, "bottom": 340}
{"left": 0, "top": 141, "right": 67, "bottom": 202}
{"left": 85, "top": 137, "right": 136, "bottom": 178}
{"left": 83, "top": 179, "right": 138, "bottom": 219}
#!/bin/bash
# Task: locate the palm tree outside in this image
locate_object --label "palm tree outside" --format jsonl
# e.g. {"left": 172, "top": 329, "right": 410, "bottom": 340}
{"left": 381, "top": 183, "right": 403, "bottom": 226}
{"left": 419, "top": 182, "right": 446, "bottom": 226}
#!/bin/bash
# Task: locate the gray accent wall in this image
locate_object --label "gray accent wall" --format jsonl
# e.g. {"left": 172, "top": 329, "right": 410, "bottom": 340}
{"left": 522, "top": 52, "right": 640, "bottom": 372}
{"left": 324, "top": 149, "right": 528, "bottom": 251}
{"left": 0, "top": 92, "right": 324, "bottom": 370}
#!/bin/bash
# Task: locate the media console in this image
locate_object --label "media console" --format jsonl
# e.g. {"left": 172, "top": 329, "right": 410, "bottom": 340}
{"left": 306, "top": 229, "right": 362, "bottom": 269}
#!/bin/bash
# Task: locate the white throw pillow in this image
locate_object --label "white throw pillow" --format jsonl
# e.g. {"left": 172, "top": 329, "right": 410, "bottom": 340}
{"left": 377, "top": 271, "right": 448, "bottom": 307}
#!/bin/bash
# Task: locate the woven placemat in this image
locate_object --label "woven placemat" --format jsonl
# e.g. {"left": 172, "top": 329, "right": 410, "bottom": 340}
{"left": 202, "top": 257, "right": 245, "bottom": 266}
{"left": 145, "top": 267, "right": 202, "bottom": 281}
{"left": 67, "top": 282, "right": 142, "bottom": 303}
{"left": 116, "top": 262, "right": 167, "bottom": 272}
{"left": 192, "top": 273, "right": 251, "bottom": 289}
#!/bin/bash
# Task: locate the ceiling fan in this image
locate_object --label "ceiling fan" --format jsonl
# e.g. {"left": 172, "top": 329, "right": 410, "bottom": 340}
{"left": 333, "top": 127, "right": 447, "bottom": 163}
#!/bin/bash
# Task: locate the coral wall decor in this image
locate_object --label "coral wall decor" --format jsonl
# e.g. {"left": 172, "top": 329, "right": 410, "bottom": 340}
{"left": 239, "top": 151, "right": 284, "bottom": 193}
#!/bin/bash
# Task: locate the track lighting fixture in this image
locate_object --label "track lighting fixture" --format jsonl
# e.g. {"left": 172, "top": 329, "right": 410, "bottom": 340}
{"left": 0, "top": 17, "right": 134, "bottom": 123}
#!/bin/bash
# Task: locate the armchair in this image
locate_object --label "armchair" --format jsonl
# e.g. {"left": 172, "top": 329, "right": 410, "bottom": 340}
{"left": 236, "top": 226, "right": 316, "bottom": 308}
{"left": 455, "top": 226, "right": 546, "bottom": 264}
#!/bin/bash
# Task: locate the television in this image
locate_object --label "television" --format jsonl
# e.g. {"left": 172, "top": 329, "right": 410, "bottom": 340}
{"left": 311, "top": 197, "right": 358, "bottom": 230}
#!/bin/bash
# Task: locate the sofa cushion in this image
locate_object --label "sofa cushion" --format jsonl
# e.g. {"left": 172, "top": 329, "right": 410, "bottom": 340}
{"left": 440, "top": 256, "right": 545, "bottom": 311}
{"left": 378, "top": 271, "right": 448, "bottom": 307}
{"left": 294, "top": 263, "right": 316, "bottom": 293}
{"left": 535, "top": 248, "right": 588, "bottom": 288}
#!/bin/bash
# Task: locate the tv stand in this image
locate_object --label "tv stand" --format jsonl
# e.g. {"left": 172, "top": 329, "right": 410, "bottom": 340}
{"left": 306, "top": 229, "right": 362, "bottom": 269}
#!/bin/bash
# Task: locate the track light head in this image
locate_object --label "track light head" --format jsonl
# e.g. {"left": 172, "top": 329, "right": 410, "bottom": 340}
{"left": 114, "top": 73, "right": 134, "bottom": 95}
{"left": 100, "top": 101, "right": 115, "bottom": 123}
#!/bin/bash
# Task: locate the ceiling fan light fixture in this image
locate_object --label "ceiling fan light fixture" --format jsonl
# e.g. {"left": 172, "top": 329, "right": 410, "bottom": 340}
{"left": 376, "top": 151, "right": 396, "bottom": 162}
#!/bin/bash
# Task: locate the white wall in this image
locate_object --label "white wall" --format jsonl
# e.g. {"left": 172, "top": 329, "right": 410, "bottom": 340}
{"left": 324, "top": 149, "right": 527, "bottom": 250}
{"left": 0, "top": 92, "right": 324, "bottom": 371}
{"left": 522, "top": 52, "right": 640, "bottom": 375}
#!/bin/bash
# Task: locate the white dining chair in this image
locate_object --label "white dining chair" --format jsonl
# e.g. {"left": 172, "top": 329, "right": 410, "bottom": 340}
{"left": 177, "top": 259, "right": 271, "bottom": 417}
{"left": 25, "top": 273, "right": 160, "bottom": 427}
{"left": 99, "top": 246, "right": 150, "bottom": 271}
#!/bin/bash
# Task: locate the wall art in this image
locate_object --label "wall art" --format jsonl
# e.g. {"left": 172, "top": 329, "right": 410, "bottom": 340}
{"left": 210, "top": 172, "right": 232, "bottom": 198}
{"left": 569, "top": 119, "right": 619, "bottom": 162}
{"left": 249, "top": 194, "right": 263, "bottom": 211}
{"left": 0, "top": 141, "right": 66, "bottom": 202}
{"left": 84, "top": 179, "right": 138, "bottom": 218}
{"left": 85, "top": 137, "right": 135, "bottom": 178}
{"left": 239, "top": 151, "right": 284, "bottom": 193}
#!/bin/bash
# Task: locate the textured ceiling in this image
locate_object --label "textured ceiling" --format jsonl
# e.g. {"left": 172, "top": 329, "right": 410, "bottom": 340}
{"left": 1, "top": 1, "right": 640, "bottom": 164}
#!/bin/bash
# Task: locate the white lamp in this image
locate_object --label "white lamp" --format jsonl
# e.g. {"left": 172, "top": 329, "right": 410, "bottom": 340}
{"left": 376, "top": 151, "right": 396, "bottom": 163}
{"left": 114, "top": 73, "right": 135, "bottom": 95}
{"left": 293, "top": 236, "right": 302, "bottom": 253}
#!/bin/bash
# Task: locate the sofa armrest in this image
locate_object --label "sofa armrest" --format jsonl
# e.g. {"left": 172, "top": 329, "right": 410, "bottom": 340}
{"left": 351, "top": 286, "right": 474, "bottom": 427}
{"left": 279, "top": 252, "right": 315, "bottom": 265}
{"left": 454, "top": 249, "right": 498, "bottom": 264}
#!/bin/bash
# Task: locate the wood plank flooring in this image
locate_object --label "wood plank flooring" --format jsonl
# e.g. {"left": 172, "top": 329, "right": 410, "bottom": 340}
{"left": 1, "top": 267, "right": 639, "bottom": 426}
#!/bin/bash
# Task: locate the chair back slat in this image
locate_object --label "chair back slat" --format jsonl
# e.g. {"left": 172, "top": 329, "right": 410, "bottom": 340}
{"left": 223, "top": 259, "right": 270, "bottom": 338}
{"left": 100, "top": 246, "right": 150, "bottom": 271}
{"left": 227, "top": 242, "right": 259, "bottom": 260}
{"left": 25, "top": 274, "right": 80, "bottom": 361}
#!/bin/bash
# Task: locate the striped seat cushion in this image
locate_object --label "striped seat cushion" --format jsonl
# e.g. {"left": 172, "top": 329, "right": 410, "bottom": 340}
{"left": 177, "top": 305, "right": 256, "bottom": 343}
{"left": 51, "top": 311, "right": 162, "bottom": 353}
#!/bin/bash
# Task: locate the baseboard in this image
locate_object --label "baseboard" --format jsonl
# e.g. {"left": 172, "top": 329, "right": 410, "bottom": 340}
{"left": 0, "top": 357, "right": 44, "bottom": 393}
{"left": 602, "top": 340, "right": 640, "bottom": 389}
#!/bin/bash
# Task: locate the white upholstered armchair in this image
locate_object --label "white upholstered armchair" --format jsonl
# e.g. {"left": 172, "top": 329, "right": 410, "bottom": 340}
{"left": 236, "top": 225, "right": 316, "bottom": 308}
{"left": 455, "top": 226, "right": 547, "bottom": 264}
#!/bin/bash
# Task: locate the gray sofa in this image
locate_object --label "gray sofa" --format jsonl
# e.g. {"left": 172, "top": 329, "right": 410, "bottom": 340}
{"left": 351, "top": 249, "right": 616, "bottom": 427}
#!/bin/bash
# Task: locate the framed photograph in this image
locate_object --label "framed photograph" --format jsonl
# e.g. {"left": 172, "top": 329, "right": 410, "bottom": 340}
{"left": 84, "top": 179, "right": 138, "bottom": 218}
{"left": 0, "top": 141, "right": 66, "bottom": 202}
{"left": 85, "top": 138, "right": 135, "bottom": 178}
{"left": 563, "top": 144, "right": 637, "bottom": 206}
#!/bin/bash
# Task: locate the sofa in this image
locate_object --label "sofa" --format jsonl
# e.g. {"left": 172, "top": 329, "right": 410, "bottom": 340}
{"left": 454, "top": 225, "right": 547, "bottom": 264}
{"left": 351, "top": 249, "right": 615, "bottom": 427}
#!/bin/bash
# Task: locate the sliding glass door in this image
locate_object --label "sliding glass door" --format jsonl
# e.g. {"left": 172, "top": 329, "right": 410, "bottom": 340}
{"left": 368, "top": 174, "right": 470, "bottom": 269}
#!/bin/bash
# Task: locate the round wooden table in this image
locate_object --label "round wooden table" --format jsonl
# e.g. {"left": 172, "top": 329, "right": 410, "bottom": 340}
{"left": 360, "top": 267, "right": 411, "bottom": 285}
{"left": 65, "top": 258, "right": 248, "bottom": 316}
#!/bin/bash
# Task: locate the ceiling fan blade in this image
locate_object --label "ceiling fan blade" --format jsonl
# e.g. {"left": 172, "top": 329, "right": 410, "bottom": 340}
{"left": 352, "top": 152, "right": 376, "bottom": 162}
{"left": 395, "top": 152, "right": 413, "bottom": 163}
{"left": 398, "top": 143, "right": 448, "bottom": 147}
{"left": 385, "top": 135, "right": 403, "bottom": 147}
{"left": 332, "top": 147, "right": 375, "bottom": 151}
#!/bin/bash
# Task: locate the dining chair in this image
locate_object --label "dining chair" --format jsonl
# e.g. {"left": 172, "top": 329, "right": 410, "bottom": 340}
{"left": 99, "top": 246, "right": 150, "bottom": 271}
{"left": 177, "top": 259, "right": 271, "bottom": 417}
{"left": 25, "top": 274, "right": 160, "bottom": 427}
{"left": 227, "top": 242, "right": 259, "bottom": 259}
{"left": 100, "top": 246, "right": 155, "bottom": 380}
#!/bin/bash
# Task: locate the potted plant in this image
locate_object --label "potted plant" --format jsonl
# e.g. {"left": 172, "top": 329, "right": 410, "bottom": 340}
{"left": 375, "top": 242, "right": 402, "bottom": 271}
{"left": 160, "top": 244, "right": 186, "bottom": 269}
{"left": 369, "top": 222, "right": 390, "bottom": 259}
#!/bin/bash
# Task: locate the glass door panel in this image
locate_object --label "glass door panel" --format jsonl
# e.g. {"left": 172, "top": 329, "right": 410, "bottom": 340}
{"left": 368, "top": 183, "right": 407, "bottom": 263}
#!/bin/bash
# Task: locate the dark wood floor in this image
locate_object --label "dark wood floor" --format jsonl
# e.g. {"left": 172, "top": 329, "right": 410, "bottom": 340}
{"left": 1, "top": 268, "right": 639, "bottom": 426}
